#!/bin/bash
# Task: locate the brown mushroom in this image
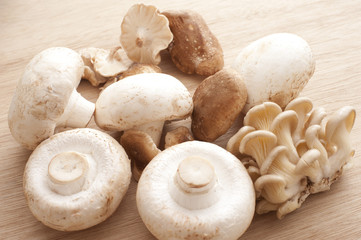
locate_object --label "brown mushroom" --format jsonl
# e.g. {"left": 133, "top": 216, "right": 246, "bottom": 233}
{"left": 164, "top": 126, "right": 194, "bottom": 149}
{"left": 191, "top": 68, "right": 247, "bottom": 142}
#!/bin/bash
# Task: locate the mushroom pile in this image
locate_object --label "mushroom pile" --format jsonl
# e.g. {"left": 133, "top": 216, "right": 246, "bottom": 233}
{"left": 6, "top": 1, "right": 357, "bottom": 238}
{"left": 226, "top": 97, "right": 356, "bottom": 219}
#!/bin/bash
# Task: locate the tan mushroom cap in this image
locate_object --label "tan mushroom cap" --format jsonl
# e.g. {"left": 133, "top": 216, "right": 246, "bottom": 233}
{"left": 23, "top": 128, "right": 131, "bottom": 231}
{"left": 285, "top": 97, "right": 313, "bottom": 143}
{"left": 120, "top": 3, "right": 173, "bottom": 65}
{"left": 8, "top": 47, "right": 95, "bottom": 150}
{"left": 120, "top": 130, "right": 161, "bottom": 181}
{"left": 164, "top": 126, "right": 194, "bottom": 149}
{"left": 191, "top": 68, "right": 247, "bottom": 142}
{"left": 226, "top": 126, "right": 255, "bottom": 159}
{"left": 270, "top": 110, "right": 299, "bottom": 164}
{"left": 239, "top": 130, "right": 278, "bottom": 167}
{"left": 244, "top": 102, "right": 282, "bottom": 130}
{"left": 137, "top": 141, "right": 255, "bottom": 240}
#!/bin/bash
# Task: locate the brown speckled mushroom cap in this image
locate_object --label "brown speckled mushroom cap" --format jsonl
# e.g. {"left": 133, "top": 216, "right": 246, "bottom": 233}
{"left": 23, "top": 128, "right": 131, "bottom": 231}
{"left": 136, "top": 141, "right": 255, "bottom": 240}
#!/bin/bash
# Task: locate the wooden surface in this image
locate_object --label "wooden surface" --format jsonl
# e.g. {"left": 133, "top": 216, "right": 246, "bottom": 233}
{"left": 1, "top": 0, "right": 361, "bottom": 239}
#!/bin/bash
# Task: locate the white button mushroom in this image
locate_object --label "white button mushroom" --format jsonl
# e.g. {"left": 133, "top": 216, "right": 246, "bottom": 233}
{"left": 136, "top": 141, "right": 255, "bottom": 240}
{"left": 23, "top": 128, "right": 131, "bottom": 231}
{"left": 94, "top": 73, "right": 193, "bottom": 146}
{"left": 233, "top": 33, "right": 316, "bottom": 112}
{"left": 8, "top": 47, "right": 95, "bottom": 150}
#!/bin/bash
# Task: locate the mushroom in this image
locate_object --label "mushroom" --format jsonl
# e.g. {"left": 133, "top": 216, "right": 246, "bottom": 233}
{"left": 239, "top": 130, "right": 278, "bottom": 168}
{"left": 226, "top": 126, "right": 255, "bottom": 159}
{"left": 79, "top": 46, "right": 133, "bottom": 87}
{"left": 94, "top": 73, "right": 193, "bottom": 146}
{"left": 233, "top": 33, "right": 315, "bottom": 112}
{"left": 164, "top": 126, "right": 194, "bottom": 149}
{"left": 101, "top": 63, "right": 161, "bottom": 90}
{"left": 270, "top": 110, "right": 299, "bottom": 164}
{"left": 120, "top": 130, "right": 161, "bottom": 181}
{"left": 243, "top": 102, "right": 282, "bottom": 131}
{"left": 120, "top": 3, "right": 173, "bottom": 65}
{"left": 8, "top": 47, "right": 95, "bottom": 150}
{"left": 285, "top": 97, "right": 313, "bottom": 144}
{"left": 136, "top": 141, "right": 255, "bottom": 240}
{"left": 23, "top": 128, "right": 131, "bottom": 231}
{"left": 191, "top": 68, "right": 247, "bottom": 142}
{"left": 162, "top": 10, "right": 224, "bottom": 76}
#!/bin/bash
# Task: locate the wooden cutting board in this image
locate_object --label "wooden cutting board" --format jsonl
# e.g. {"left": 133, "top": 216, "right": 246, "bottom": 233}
{"left": 1, "top": 0, "right": 360, "bottom": 239}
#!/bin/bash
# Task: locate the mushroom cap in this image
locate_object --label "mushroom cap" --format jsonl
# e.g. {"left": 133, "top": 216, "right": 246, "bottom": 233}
{"left": 23, "top": 128, "right": 131, "bottom": 231}
{"left": 285, "top": 97, "right": 313, "bottom": 114}
{"left": 136, "top": 141, "right": 255, "bottom": 240}
{"left": 325, "top": 106, "right": 356, "bottom": 142}
{"left": 191, "top": 68, "right": 247, "bottom": 142}
{"left": 244, "top": 101, "right": 282, "bottom": 130}
{"left": 8, "top": 47, "right": 93, "bottom": 150}
{"left": 94, "top": 73, "right": 193, "bottom": 131}
{"left": 226, "top": 126, "right": 255, "bottom": 159}
{"left": 233, "top": 33, "right": 315, "bottom": 112}
{"left": 120, "top": 3, "right": 173, "bottom": 65}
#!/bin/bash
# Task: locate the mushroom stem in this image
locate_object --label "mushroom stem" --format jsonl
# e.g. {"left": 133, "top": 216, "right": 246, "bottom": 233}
{"left": 169, "top": 156, "right": 220, "bottom": 210}
{"left": 133, "top": 120, "right": 164, "bottom": 146}
{"left": 48, "top": 151, "right": 89, "bottom": 195}
{"left": 57, "top": 89, "right": 95, "bottom": 128}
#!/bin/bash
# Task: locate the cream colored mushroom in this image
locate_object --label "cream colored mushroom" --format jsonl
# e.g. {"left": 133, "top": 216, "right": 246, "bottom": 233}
{"left": 285, "top": 97, "right": 313, "bottom": 144}
{"left": 239, "top": 130, "right": 278, "bottom": 168}
{"left": 120, "top": 3, "right": 173, "bottom": 65}
{"left": 270, "top": 110, "right": 299, "bottom": 164}
{"left": 8, "top": 47, "right": 95, "bottom": 150}
{"left": 243, "top": 102, "right": 282, "bottom": 131}
{"left": 80, "top": 46, "right": 133, "bottom": 87}
{"left": 23, "top": 128, "right": 131, "bottom": 231}
{"left": 120, "top": 130, "right": 161, "bottom": 181}
{"left": 95, "top": 73, "right": 193, "bottom": 146}
{"left": 226, "top": 126, "right": 255, "bottom": 159}
{"left": 136, "top": 141, "right": 255, "bottom": 240}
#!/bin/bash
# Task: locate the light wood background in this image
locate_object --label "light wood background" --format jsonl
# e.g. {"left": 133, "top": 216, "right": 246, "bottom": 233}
{"left": 1, "top": 0, "right": 360, "bottom": 239}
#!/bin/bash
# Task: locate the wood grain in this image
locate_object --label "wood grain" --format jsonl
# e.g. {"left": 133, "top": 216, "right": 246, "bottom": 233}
{"left": 1, "top": 0, "right": 361, "bottom": 239}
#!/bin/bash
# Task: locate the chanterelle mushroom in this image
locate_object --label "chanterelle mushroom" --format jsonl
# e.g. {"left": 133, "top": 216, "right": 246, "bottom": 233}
{"left": 120, "top": 3, "right": 173, "bottom": 65}
{"left": 227, "top": 98, "right": 356, "bottom": 219}
{"left": 137, "top": 141, "right": 255, "bottom": 240}
{"left": 95, "top": 73, "right": 193, "bottom": 146}
{"left": 23, "top": 128, "right": 131, "bottom": 231}
{"left": 8, "top": 47, "right": 95, "bottom": 150}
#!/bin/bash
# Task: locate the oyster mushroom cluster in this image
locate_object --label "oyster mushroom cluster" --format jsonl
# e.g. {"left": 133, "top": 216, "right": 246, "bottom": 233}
{"left": 227, "top": 97, "right": 356, "bottom": 219}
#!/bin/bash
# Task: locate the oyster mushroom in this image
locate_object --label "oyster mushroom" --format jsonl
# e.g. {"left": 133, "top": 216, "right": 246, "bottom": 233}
{"left": 270, "top": 110, "right": 299, "bottom": 164}
{"left": 23, "top": 128, "right": 131, "bottom": 231}
{"left": 120, "top": 3, "right": 173, "bottom": 65}
{"left": 95, "top": 73, "right": 193, "bottom": 146}
{"left": 191, "top": 68, "right": 247, "bottom": 142}
{"left": 227, "top": 97, "right": 357, "bottom": 219}
{"left": 120, "top": 130, "right": 161, "bottom": 181}
{"left": 8, "top": 47, "right": 95, "bottom": 150}
{"left": 285, "top": 97, "right": 313, "bottom": 144}
{"left": 136, "top": 141, "right": 255, "bottom": 240}
{"left": 239, "top": 130, "right": 278, "bottom": 168}
{"left": 244, "top": 101, "right": 282, "bottom": 131}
